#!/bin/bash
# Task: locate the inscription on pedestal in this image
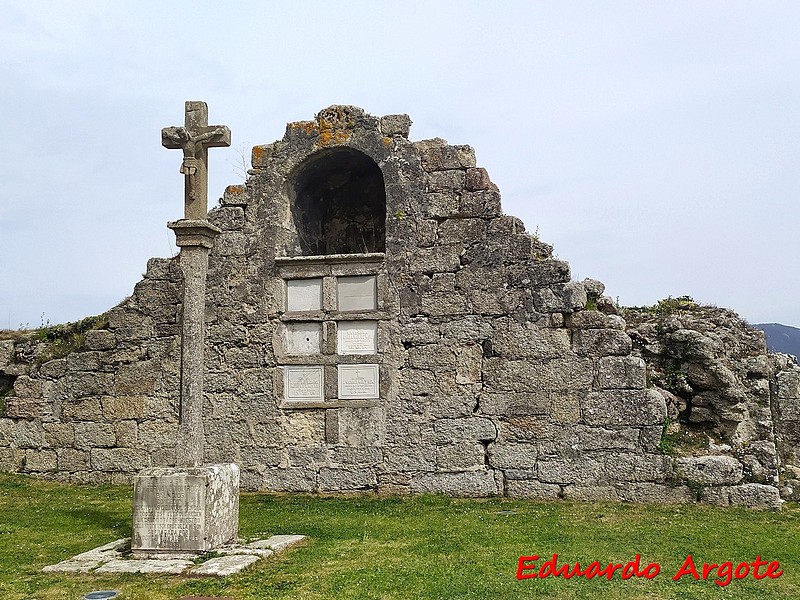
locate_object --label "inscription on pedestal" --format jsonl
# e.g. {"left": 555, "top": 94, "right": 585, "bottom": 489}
{"left": 284, "top": 365, "right": 324, "bottom": 401}
{"left": 338, "top": 364, "right": 379, "bottom": 399}
{"left": 286, "top": 323, "right": 322, "bottom": 355}
{"left": 286, "top": 278, "right": 323, "bottom": 312}
{"left": 337, "top": 275, "right": 377, "bottom": 311}
{"left": 132, "top": 473, "right": 207, "bottom": 551}
{"left": 337, "top": 321, "right": 378, "bottom": 355}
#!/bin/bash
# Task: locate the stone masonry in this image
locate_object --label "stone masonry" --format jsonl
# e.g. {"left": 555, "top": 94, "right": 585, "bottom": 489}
{"left": 1, "top": 105, "right": 797, "bottom": 507}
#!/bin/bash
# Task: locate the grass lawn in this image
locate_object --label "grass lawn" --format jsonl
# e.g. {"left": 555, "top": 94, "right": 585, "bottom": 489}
{"left": 0, "top": 473, "right": 798, "bottom": 599}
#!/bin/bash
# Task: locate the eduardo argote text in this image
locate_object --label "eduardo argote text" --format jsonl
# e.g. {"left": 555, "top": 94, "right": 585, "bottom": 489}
{"left": 516, "top": 554, "right": 783, "bottom": 587}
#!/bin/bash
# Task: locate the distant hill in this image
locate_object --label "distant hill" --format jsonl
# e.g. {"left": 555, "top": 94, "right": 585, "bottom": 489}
{"left": 754, "top": 323, "right": 800, "bottom": 361}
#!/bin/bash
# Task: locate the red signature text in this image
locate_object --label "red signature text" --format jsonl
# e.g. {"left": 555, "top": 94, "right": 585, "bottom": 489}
{"left": 672, "top": 554, "right": 783, "bottom": 587}
{"left": 517, "top": 554, "right": 783, "bottom": 587}
{"left": 516, "top": 554, "right": 659, "bottom": 581}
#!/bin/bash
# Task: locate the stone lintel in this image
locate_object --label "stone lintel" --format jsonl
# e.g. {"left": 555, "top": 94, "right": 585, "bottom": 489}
{"left": 278, "top": 399, "right": 379, "bottom": 410}
{"left": 168, "top": 219, "right": 222, "bottom": 248}
{"left": 274, "top": 252, "right": 385, "bottom": 266}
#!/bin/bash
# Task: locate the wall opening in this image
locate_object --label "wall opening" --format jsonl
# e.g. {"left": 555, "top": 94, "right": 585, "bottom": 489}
{"left": 290, "top": 148, "right": 386, "bottom": 255}
{"left": 0, "top": 373, "right": 16, "bottom": 416}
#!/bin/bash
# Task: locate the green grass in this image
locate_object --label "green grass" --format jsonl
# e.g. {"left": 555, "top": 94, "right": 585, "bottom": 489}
{"left": 0, "top": 473, "right": 798, "bottom": 599}
{"left": 0, "top": 313, "right": 108, "bottom": 364}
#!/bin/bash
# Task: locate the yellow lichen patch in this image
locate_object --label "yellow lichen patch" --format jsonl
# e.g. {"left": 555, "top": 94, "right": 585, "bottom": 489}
{"left": 288, "top": 120, "right": 318, "bottom": 135}
{"left": 251, "top": 145, "right": 267, "bottom": 166}
{"left": 318, "top": 125, "right": 351, "bottom": 147}
{"left": 316, "top": 107, "right": 357, "bottom": 147}
{"left": 383, "top": 137, "right": 393, "bottom": 147}
{"left": 225, "top": 184, "right": 245, "bottom": 195}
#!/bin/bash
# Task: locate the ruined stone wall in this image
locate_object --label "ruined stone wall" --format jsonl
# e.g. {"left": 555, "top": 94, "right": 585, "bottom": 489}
{"left": 0, "top": 106, "right": 795, "bottom": 508}
{"left": 624, "top": 301, "right": 800, "bottom": 505}
{"left": 771, "top": 356, "right": 800, "bottom": 498}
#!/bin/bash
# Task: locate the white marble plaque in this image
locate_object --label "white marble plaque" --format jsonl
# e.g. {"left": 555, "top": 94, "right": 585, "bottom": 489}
{"left": 338, "top": 364, "right": 379, "bottom": 399}
{"left": 286, "top": 278, "right": 322, "bottom": 312}
{"left": 337, "top": 275, "right": 377, "bottom": 311}
{"left": 284, "top": 365, "right": 324, "bottom": 401}
{"left": 285, "top": 323, "right": 322, "bottom": 355}
{"left": 337, "top": 321, "right": 378, "bottom": 355}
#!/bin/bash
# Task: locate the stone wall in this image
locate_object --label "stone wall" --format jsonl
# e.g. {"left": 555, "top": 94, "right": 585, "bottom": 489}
{"left": 624, "top": 300, "right": 800, "bottom": 505}
{"left": 0, "top": 105, "right": 796, "bottom": 508}
{"left": 772, "top": 355, "right": 800, "bottom": 498}
{"left": 0, "top": 269, "right": 183, "bottom": 483}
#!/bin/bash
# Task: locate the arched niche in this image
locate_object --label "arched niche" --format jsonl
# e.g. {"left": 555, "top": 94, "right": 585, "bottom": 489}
{"left": 289, "top": 147, "right": 386, "bottom": 256}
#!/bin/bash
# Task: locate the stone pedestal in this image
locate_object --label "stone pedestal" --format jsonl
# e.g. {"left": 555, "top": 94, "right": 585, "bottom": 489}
{"left": 131, "top": 463, "right": 239, "bottom": 556}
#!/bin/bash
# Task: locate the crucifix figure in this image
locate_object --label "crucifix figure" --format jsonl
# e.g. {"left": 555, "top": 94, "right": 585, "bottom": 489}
{"left": 162, "top": 101, "right": 231, "bottom": 219}
{"left": 163, "top": 101, "right": 230, "bottom": 467}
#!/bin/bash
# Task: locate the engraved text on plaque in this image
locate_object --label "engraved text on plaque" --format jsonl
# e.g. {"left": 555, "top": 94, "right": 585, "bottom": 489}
{"left": 337, "top": 321, "right": 378, "bottom": 354}
{"left": 284, "top": 365, "right": 325, "bottom": 401}
{"left": 338, "top": 364, "right": 379, "bottom": 399}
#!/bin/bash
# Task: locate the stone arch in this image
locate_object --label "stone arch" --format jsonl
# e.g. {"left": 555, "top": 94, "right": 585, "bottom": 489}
{"left": 289, "top": 147, "right": 386, "bottom": 256}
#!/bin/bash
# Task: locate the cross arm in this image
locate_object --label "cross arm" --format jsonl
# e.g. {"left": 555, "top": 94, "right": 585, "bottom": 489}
{"left": 161, "top": 126, "right": 231, "bottom": 150}
{"left": 161, "top": 127, "right": 186, "bottom": 149}
{"left": 198, "top": 125, "right": 232, "bottom": 148}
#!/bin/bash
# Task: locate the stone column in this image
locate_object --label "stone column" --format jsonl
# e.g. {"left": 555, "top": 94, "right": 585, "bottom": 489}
{"left": 168, "top": 219, "right": 221, "bottom": 467}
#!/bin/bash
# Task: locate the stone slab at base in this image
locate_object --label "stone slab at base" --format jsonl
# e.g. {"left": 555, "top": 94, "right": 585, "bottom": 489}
{"left": 42, "top": 538, "right": 129, "bottom": 573}
{"left": 42, "top": 535, "right": 307, "bottom": 576}
{"left": 132, "top": 463, "right": 239, "bottom": 555}
{"left": 188, "top": 554, "right": 260, "bottom": 577}
{"left": 246, "top": 534, "right": 307, "bottom": 552}
{"left": 95, "top": 559, "right": 193, "bottom": 574}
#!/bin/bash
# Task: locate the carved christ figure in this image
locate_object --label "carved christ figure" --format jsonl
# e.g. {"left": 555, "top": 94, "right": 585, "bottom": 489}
{"left": 162, "top": 126, "right": 228, "bottom": 205}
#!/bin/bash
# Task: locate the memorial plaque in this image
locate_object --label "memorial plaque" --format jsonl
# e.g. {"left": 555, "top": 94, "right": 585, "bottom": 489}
{"left": 284, "top": 365, "right": 324, "bottom": 401}
{"left": 286, "top": 323, "right": 322, "bottom": 354}
{"left": 337, "top": 275, "right": 377, "bottom": 311}
{"left": 286, "top": 278, "right": 322, "bottom": 312}
{"left": 338, "top": 364, "right": 379, "bottom": 399}
{"left": 337, "top": 321, "right": 378, "bottom": 355}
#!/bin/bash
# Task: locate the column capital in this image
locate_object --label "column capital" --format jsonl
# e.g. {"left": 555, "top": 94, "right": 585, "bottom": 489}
{"left": 168, "top": 219, "right": 222, "bottom": 249}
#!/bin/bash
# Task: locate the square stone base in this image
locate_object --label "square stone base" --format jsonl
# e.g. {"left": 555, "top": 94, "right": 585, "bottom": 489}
{"left": 132, "top": 463, "right": 239, "bottom": 555}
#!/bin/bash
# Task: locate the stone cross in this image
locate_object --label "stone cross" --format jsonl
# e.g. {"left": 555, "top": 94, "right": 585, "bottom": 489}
{"left": 162, "top": 101, "right": 231, "bottom": 220}
{"left": 163, "top": 101, "right": 229, "bottom": 467}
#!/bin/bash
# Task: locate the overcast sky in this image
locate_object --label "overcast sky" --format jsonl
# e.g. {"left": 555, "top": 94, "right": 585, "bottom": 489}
{"left": 1, "top": 1, "right": 798, "bottom": 330}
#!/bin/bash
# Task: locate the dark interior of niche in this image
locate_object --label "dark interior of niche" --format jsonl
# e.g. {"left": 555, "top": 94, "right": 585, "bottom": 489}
{"left": 290, "top": 147, "right": 386, "bottom": 255}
